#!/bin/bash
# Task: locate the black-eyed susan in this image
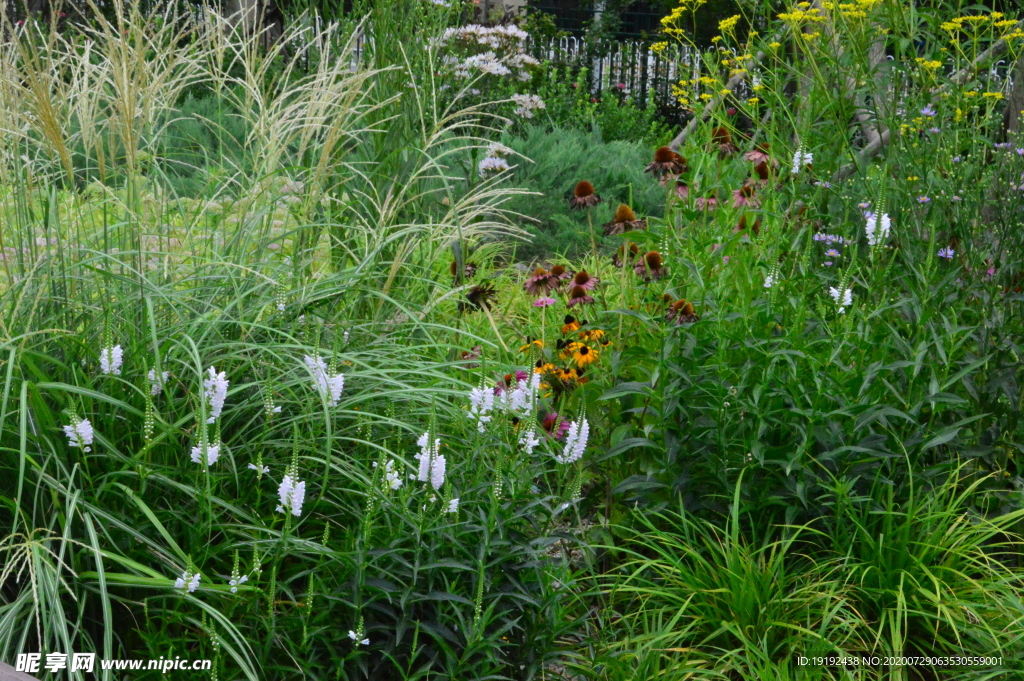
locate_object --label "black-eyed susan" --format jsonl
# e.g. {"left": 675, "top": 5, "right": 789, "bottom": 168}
{"left": 578, "top": 327, "right": 605, "bottom": 343}
{"left": 572, "top": 343, "right": 598, "bottom": 368}
{"left": 458, "top": 284, "right": 496, "bottom": 313}
{"left": 666, "top": 299, "right": 699, "bottom": 325}
{"left": 553, "top": 367, "right": 579, "bottom": 382}
{"left": 524, "top": 266, "right": 550, "bottom": 295}
{"left": 534, "top": 360, "right": 556, "bottom": 374}
{"left": 559, "top": 341, "right": 582, "bottom": 360}
{"left": 645, "top": 146, "right": 688, "bottom": 178}
{"left": 569, "top": 181, "right": 602, "bottom": 210}
{"left": 603, "top": 204, "right": 647, "bottom": 236}
{"left": 566, "top": 285, "right": 594, "bottom": 308}
{"left": 519, "top": 338, "right": 544, "bottom": 353}
{"left": 634, "top": 251, "right": 665, "bottom": 281}
{"left": 561, "top": 315, "right": 582, "bottom": 333}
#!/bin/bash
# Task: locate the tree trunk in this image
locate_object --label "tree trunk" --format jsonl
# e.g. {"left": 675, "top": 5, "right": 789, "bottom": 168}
{"left": 223, "top": 0, "right": 285, "bottom": 50}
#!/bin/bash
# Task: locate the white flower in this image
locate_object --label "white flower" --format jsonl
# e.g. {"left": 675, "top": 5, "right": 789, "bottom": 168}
{"left": 764, "top": 274, "right": 774, "bottom": 289}
{"left": 486, "top": 141, "right": 512, "bottom": 158}
{"left": 557, "top": 418, "right": 589, "bottom": 464}
{"left": 175, "top": 570, "right": 200, "bottom": 593}
{"left": 468, "top": 386, "right": 494, "bottom": 433}
{"left": 204, "top": 366, "right": 229, "bottom": 423}
{"left": 511, "top": 93, "right": 545, "bottom": 118}
{"left": 866, "top": 211, "right": 891, "bottom": 246}
{"left": 303, "top": 355, "right": 345, "bottom": 407}
{"left": 501, "top": 372, "right": 541, "bottom": 417}
{"left": 277, "top": 474, "right": 306, "bottom": 516}
{"left": 518, "top": 427, "right": 540, "bottom": 455}
{"left": 829, "top": 286, "right": 853, "bottom": 313}
{"left": 229, "top": 574, "right": 248, "bottom": 593}
{"left": 190, "top": 442, "right": 221, "bottom": 467}
{"left": 430, "top": 454, "right": 446, "bottom": 491}
{"left": 63, "top": 418, "right": 94, "bottom": 452}
{"left": 277, "top": 303, "right": 286, "bottom": 311}
{"left": 99, "top": 345, "right": 123, "bottom": 375}
{"left": 447, "top": 498, "right": 459, "bottom": 513}
{"left": 383, "top": 459, "right": 403, "bottom": 490}
{"left": 248, "top": 463, "right": 270, "bottom": 474}
{"left": 478, "top": 156, "right": 510, "bottom": 179}
{"left": 791, "top": 147, "right": 812, "bottom": 174}
{"left": 148, "top": 368, "right": 169, "bottom": 396}
{"left": 416, "top": 433, "right": 440, "bottom": 483}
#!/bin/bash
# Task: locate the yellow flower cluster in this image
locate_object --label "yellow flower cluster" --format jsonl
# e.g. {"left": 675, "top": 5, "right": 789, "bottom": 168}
{"left": 747, "top": 97, "right": 759, "bottom": 105}
{"left": 941, "top": 12, "right": 1010, "bottom": 32}
{"left": 915, "top": 57, "right": 942, "bottom": 70}
{"left": 983, "top": 92, "right": 1005, "bottom": 100}
{"left": 820, "top": 0, "right": 880, "bottom": 20}
{"left": 651, "top": 41, "right": 669, "bottom": 53}
{"left": 778, "top": 6, "right": 826, "bottom": 24}
{"left": 719, "top": 15, "right": 741, "bottom": 33}
{"left": 660, "top": 0, "right": 708, "bottom": 39}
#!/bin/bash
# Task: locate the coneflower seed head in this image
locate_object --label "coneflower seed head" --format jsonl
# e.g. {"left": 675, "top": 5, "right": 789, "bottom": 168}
{"left": 573, "top": 181, "right": 595, "bottom": 198}
{"left": 613, "top": 204, "right": 636, "bottom": 222}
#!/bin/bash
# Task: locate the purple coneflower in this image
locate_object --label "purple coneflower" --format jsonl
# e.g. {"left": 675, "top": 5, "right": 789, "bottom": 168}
{"left": 569, "top": 181, "right": 601, "bottom": 210}
{"left": 634, "top": 251, "right": 665, "bottom": 281}
{"left": 533, "top": 296, "right": 556, "bottom": 307}
{"left": 571, "top": 270, "right": 599, "bottom": 291}
{"left": 695, "top": 193, "right": 718, "bottom": 211}
{"left": 645, "top": 146, "right": 687, "bottom": 178}
{"left": 566, "top": 285, "right": 594, "bottom": 307}
{"left": 524, "top": 266, "right": 551, "bottom": 295}
{"left": 603, "top": 204, "right": 647, "bottom": 236}
{"left": 732, "top": 182, "right": 760, "bottom": 209}
{"left": 541, "top": 412, "right": 571, "bottom": 440}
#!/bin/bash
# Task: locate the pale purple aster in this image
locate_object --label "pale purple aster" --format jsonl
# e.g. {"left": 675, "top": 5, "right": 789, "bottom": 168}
{"left": 929, "top": 127, "right": 940, "bottom": 134}
{"left": 938, "top": 247, "right": 955, "bottom": 259}
{"left": 920, "top": 105, "right": 936, "bottom": 117}
{"left": 917, "top": 196, "right": 930, "bottom": 203}
{"left": 532, "top": 296, "right": 556, "bottom": 307}
{"left": 825, "top": 248, "right": 840, "bottom": 258}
